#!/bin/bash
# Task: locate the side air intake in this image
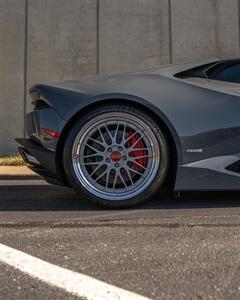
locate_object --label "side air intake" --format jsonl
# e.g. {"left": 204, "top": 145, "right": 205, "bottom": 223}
{"left": 225, "top": 160, "right": 240, "bottom": 173}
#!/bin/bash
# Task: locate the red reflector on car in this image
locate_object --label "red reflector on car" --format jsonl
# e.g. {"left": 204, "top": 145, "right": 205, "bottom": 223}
{"left": 42, "top": 128, "right": 60, "bottom": 138}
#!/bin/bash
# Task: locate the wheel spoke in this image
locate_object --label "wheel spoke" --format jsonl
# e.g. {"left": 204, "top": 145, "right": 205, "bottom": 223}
{"left": 128, "top": 159, "right": 147, "bottom": 170}
{"left": 86, "top": 143, "right": 104, "bottom": 154}
{"left": 124, "top": 130, "right": 144, "bottom": 146}
{"left": 82, "top": 153, "right": 104, "bottom": 159}
{"left": 127, "top": 148, "right": 150, "bottom": 153}
{"left": 104, "top": 125, "right": 113, "bottom": 144}
{"left": 130, "top": 154, "right": 151, "bottom": 160}
{"left": 112, "top": 171, "right": 118, "bottom": 189}
{"left": 94, "top": 168, "right": 108, "bottom": 182}
{"left": 127, "top": 166, "right": 144, "bottom": 176}
{"left": 128, "top": 135, "right": 143, "bottom": 149}
{"left": 119, "top": 171, "right": 127, "bottom": 188}
{"left": 88, "top": 137, "right": 106, "bottom": 148}
{"left": 83, "top": 161, "right": 103, "bottom": 166}
{"left": 122, "top": 123, "right": 127, "bottom": 143}
{"left": 125, "top": 167, "right": 133, "bottom": 185}
{"left": 89, "top": 164, "right": 103, "bottom": 177}
{"left": 124, "top": 130, "right": 137, "bottom": 144}
{"left": 98, "top": 127, "right": 109, "bottom": 147}
{"left": 114, "top": 122, "right": 120, "bottom": 143}
{"left": 105, "top": 168, "right": 111, "bottom": 188}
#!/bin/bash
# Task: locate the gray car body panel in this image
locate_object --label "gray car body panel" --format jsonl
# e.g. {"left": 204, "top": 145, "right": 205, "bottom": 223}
{"left": 29, "top": 58, "right": 240, "bottom": 190}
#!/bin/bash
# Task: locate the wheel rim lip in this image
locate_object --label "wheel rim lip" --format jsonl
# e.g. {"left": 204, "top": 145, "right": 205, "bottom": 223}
{"left": 72, "top": 112, "right": 161, "bottom": 201}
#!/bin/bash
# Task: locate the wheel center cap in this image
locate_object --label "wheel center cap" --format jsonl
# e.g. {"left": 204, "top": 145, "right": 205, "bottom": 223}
{"left": 110, "top": 151, "right": 122, "bottom": 162}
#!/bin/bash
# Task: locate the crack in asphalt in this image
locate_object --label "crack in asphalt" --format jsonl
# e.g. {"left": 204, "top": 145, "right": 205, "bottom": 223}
{"left": 0, "top": 220, "right": 240, "bottom": 228}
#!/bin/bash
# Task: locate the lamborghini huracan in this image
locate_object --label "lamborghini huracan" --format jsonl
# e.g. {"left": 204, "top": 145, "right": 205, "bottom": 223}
{"left": 16, "top": 58, "right": 240, "bottom": 207}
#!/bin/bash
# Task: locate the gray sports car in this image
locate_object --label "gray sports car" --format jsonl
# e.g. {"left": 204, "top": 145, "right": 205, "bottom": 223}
{"left": 16, "top": 58, "right": 240, "bottom": 207}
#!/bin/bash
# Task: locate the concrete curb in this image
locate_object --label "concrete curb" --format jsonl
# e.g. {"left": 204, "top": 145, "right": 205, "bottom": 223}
{"left": 0, "top": 166, "right": 40, "bottom": 180}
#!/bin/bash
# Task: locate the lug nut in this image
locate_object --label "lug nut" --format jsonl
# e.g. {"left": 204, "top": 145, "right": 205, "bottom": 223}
{"left": 106, "top": 158, "right": 110, "bottom": 162}
{"left": 122, "top": 156, "right": 127, "bottom": 160}
{"left": 115, "top": 163, "right": 119, "bottom": 167}
{"left": 118, "top": 146, "right": 122, "bottom": 151}
{"left": 108, "top": 148, "right": 112, "bottom": 153}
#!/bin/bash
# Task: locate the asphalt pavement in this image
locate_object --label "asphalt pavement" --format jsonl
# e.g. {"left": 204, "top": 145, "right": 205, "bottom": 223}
{"left": 1, "top": 180, "right": 240, "bottom": 299}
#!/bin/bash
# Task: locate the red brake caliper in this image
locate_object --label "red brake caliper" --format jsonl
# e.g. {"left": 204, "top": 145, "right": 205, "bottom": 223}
{"left": 126, "top": 130, "right": 148, "bottom": 173}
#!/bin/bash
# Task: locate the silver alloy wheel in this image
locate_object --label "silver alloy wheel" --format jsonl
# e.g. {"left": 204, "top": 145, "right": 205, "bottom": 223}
{"left": 72, "top": 112, "right": 163, "bottom": 201}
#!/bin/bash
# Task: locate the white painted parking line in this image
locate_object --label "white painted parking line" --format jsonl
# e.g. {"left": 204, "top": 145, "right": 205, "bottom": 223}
{"left": 0, "top": 243, "right": 151, "bottom": 300}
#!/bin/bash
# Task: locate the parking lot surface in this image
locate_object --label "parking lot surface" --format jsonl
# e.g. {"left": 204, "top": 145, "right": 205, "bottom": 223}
{"left": 1, "top": 180, "right": 240, "bottom": 299}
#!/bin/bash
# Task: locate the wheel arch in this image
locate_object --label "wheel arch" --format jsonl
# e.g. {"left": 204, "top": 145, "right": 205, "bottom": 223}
{"left": 56, "top": 97, "right": 182, "bottom": 190}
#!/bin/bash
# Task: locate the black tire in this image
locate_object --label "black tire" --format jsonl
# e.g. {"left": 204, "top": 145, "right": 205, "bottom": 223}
{"left": 63, "top": 104, "right": 169, "bottom": 208}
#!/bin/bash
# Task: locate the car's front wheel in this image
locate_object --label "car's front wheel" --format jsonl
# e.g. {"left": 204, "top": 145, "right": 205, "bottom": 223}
{"left": 63, "top": 104, "right": 169, "bottom": 208}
